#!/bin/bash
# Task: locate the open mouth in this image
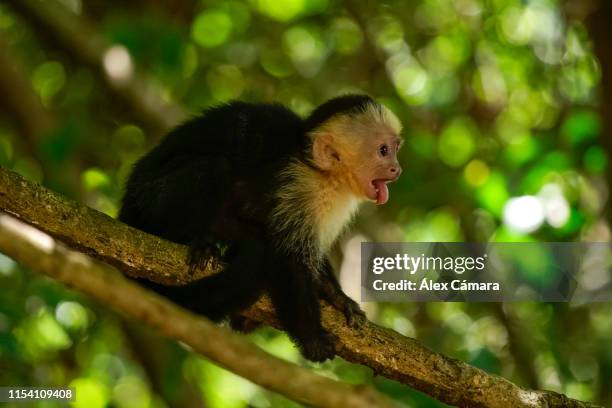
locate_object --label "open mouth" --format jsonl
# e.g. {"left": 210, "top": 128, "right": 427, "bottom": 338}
{"left": 369, "top": 179, "right": 391, "bottom": 205}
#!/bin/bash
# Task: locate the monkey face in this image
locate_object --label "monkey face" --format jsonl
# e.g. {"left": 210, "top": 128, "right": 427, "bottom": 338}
{"left": 311, "top": 103, "right": 403, "bottom": 205}
{"left": 359, "top": 133, "right": 403, "bottom": 205}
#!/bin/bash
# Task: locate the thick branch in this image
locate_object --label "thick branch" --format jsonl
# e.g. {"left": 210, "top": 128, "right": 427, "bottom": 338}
{"left": 0, "top": 167, "right": 599, "bottom": 408}
{"left": 0, "top": 214, "right": 394, "bottom": 408}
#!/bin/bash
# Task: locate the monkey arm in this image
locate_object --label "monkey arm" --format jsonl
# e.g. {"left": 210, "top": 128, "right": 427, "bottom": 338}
{"left": 265, "top": 251, "right": 337, "bottom": 362}
{"left": 317, "top": 259, "right": 366, "bottom": 328}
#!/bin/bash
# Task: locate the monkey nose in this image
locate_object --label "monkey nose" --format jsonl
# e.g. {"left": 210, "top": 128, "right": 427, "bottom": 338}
{"left": 389, "top": 166, "right": 402, "bottom": 178}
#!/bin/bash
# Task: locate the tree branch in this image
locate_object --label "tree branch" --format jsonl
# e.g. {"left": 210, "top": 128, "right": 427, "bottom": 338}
{"left": 0, "top": 166, "right": 599, "bottom": 408}
{"left": 0, "top": 213, "right": 395, "bottom": 408}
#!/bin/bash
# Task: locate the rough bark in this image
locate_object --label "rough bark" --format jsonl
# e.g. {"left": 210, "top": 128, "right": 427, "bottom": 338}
{"left": 0, "top": 166, "right": 600, "bottom": 408}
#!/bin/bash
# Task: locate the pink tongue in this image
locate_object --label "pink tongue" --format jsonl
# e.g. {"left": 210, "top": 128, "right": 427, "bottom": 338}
{"left": 373, "top": 180, "right": 389, "bottom": 205}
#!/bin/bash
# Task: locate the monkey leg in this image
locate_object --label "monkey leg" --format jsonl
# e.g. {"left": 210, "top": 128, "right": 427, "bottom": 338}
{"left": 267, "top": 256, "right": 336, "bottom": 362}
{"left": 317, "top": 260, "right": 366, "bottom": 328}
{"left": 139, "top": 238, "right": 266, "bottom": 321}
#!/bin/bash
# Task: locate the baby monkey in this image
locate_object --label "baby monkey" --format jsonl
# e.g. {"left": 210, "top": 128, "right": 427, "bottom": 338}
{"left": 119, "top": 94, "right": 403, "bottom": 361}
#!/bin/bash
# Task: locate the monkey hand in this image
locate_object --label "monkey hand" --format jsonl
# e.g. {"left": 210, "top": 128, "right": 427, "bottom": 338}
{"left": 187, "top": 239, "right": 222, "bottom": 274}
{"left": 323, "top": 290, "right": 366, "bottom": 328}
{"left": 336, "top": 296, "right": 366, "bottom": 328}
{"left": 300, "top": 330, "right": 337, "bottom": 362}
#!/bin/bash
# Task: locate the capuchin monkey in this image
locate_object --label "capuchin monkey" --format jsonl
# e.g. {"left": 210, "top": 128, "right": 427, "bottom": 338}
{"left": 119, "top": 94, "right": 403, "bottom": 362}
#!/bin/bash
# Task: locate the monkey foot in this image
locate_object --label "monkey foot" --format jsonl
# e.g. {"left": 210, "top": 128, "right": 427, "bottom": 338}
{"left": 300, "top": 331, "right": 337, "bottom": 362}
{"left": 229, "top": 315, "right": 262, "bottom": 333}
{"left": 187, "top": 241, "right": 221, "bottom": 273}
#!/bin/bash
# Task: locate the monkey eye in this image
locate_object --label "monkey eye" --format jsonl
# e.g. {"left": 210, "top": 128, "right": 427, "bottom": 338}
{"left": 379, "top": 144, "right": 389, "bottom": 157}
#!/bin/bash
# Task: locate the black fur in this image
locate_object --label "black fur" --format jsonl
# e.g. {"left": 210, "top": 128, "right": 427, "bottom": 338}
{"left": 119, "top": 97, "right": 368, "bottom": 362}
{"left": 304, "top": 94, "right": 375, "bottom": 132}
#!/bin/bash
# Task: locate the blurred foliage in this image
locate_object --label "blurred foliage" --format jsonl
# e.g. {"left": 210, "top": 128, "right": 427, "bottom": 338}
{"left": 0, "top": 0, "right": 610, "bottom": 407}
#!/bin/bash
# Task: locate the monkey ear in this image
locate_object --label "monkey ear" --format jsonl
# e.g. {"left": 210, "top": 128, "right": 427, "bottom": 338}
{"left": 312, "top": 134, "right": 340, "bottom": 170}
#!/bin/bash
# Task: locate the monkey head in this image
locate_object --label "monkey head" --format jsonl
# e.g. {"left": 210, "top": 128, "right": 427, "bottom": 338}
{"left": 306, "top": 95, "right": 403, "bottom": 205}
